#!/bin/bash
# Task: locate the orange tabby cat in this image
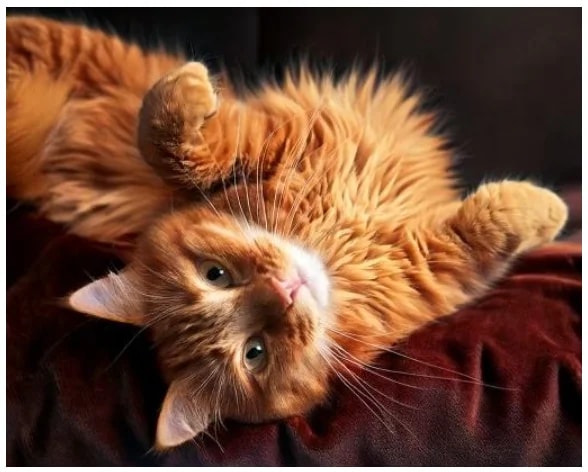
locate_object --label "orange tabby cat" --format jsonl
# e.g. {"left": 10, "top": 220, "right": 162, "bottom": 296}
{"left": 7, "top": 16, "right": 568, "bottom": 449}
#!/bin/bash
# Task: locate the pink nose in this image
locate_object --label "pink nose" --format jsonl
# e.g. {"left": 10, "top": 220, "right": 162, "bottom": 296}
{"left": 269, "top": 275, "right": 303, "bottom": 308}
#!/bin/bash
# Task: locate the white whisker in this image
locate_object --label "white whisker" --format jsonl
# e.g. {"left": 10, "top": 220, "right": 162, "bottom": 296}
{"left": 320, "top": 347, "right": 405, "bottom": 439}
{"left": 330, "top": 343, "right": 425, "bottom": 391}
{"left": 282, "top": 139, "right": 349, "bottom": 238}
{"left": 230, "top": 105, "right": 253, "bottom": 232}
{"left": 328, "top": 327, "right": 504, "bottom": 386}
{"left": 330, "top": 347, "right": 420, "bottom": 409}
{"left": 181, "top": 170, "right": 224, "bottom": 220}
{"left": 271, "top": 102, "right": 325, "bottom": 235}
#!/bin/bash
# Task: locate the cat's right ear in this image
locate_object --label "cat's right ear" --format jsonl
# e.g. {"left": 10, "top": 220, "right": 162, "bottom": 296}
{"left": 68, "top": 270, "right": 145, "bottom": 325}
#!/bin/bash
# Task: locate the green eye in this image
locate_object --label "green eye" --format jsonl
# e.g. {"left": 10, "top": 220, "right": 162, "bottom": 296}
{"left": 243, "top": 337, "right": 267, "bottom": 371}
{"left": 200, "top": 260, "right": 233, "bottom": 288}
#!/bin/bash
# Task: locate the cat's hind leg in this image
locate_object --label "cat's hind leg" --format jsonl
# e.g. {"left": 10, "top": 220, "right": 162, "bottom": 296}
{"left": 6, "top": 16, "right": 182, "bottom": 242}
{"left": 7, "top": 17, "right": 76, "bottom": 200}
{"left": 392, "top": 180, "right": 568, "bottom": 317}
{"left": 442, "top": 180, "right": 568, "bottom": 281}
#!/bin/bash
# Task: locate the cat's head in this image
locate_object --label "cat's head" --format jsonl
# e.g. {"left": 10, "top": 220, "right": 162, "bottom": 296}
{"left": 68, "top": 205, "right": 333, "bottom": 449}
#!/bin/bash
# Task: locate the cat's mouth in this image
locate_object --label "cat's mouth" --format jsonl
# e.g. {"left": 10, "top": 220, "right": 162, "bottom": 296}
{"left": 291, "top": 261, "right": 330, "bottom": 311}
{"left": 251, "top": 229, "right": 331, "bottom": 311}
{"left": 278, "top": 241, "right": 331, "bottom": 313}
{"left": 270, "top": 266, "right": 326, "bottom": 312}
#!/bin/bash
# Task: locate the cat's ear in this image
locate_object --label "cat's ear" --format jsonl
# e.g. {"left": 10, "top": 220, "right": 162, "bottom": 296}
{"left": 156, "top": 382, "right": 212, "bottom": 449}
{"left": 68, "top": 270, "right": 145, "bottom": 325}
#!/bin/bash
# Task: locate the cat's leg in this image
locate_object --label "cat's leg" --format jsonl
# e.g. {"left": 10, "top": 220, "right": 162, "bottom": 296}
{"left": 138, "top": 62, "right": 224, "bottom": 191}
{"left": 7, "top": 16, "right": 180, "bottom": 199}
{"left": 138, "top": 62, "right": 305, "bottom": 197}
{"left": 332, "top": 181, "right": 568, "bottom": 366}
{"left": 392, "top": 181, "right": 568, "bottom": 319}
{"left": 7, "top": 16, "right": 182, "bottom": 242}
{"left": 7, "top": 16, "right": 77, "bottom": 200}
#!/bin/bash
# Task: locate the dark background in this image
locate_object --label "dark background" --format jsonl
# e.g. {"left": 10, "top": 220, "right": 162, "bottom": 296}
{"left": 7, "top": 7, "right": 581, "bottom": 191}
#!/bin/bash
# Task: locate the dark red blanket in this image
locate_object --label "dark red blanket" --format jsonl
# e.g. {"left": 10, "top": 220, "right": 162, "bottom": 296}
{"left": 7, "top": 204, "right": 581, "bottom": 466}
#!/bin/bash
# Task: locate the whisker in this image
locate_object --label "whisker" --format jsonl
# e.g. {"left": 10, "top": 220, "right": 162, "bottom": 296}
{"left": 330, "top": 351, "right": 424, "bottom": 449}
{"left": 279, "top": 150, "right": 326, "bottom": 238}
{"left": 330, "top": 343, "right": 425, "bottom": 391}
{"left": 255, "top": 107, "right": 317, "bottom": 232}
{"left": 330, "top": 347, "right": 420, "bottom": 409}
{"left": 240, "top": 157, "right": 254, "bottom": 226}
{"left": 254, "top": 133, "right": 264, "bottom": 230}
{"left": 41, "top": 318, "right": 95, "bottom": 363}
{"left": 231, "top": 105, "right": 252, "bottom": 231}
{"left": 281, "top": 140, "right": 349, "bottom": 238}
{"left": 180, "top": 167, "right": 224, "bottom": 220}
{"left": 101, "top": 293, "right": 184, "bottom": 372}
{"left": 328, "top": 327, "right": 502, "bottom": 385}
{"left": 352, "top": 357, "right": 511, "bottom": 390}
{"left": 320, "top": 349, "right": 403, "bottom": 438}
{"left": 132, "top": 261, "right": 176, "bottom": 284}
{"left": 255, "top": 122, "right": 287, "bottom": 232}
{"left": 188, "top": 435, "right": 209, "bottom": 455}
{"left": 213, "top": 373, "right": 228, "bottom": 451}
{"left": 202, "top": 429, "right": 225, "bottom": 453}
{"left": 204, "top": 151, "right": 249, "bottom": 240}
{"left": 334, "top": 338, "right": 511, "bottom": 392}
{"left": 256, "top": 146, "right": 270, "bottom": 232}
{"left": 271, "top": 102, "right": 324, "bottom": 234}
{"left": 102, "top": 323, "right": 153, "bottom": 372}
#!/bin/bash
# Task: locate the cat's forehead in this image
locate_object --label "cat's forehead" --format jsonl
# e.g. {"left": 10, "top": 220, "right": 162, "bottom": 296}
{"left": 144, "top": 208, "right": 288, "bottom": 264}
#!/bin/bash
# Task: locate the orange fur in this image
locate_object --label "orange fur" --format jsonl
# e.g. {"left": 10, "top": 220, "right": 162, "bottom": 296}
{"left": 7, "top": 16, "right": 568, "bottom": 449}
{"left": 7, "top": 16, "right": 180, "bottom": 241}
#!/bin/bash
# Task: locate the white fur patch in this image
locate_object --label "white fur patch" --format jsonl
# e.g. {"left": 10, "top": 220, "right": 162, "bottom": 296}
{"left": 242, "top": 224, "right": 334, "bottom": 357}
{"left": 285, "top": 243, "right": 331, "bottom": 311}
{"left": 243, "top": 224, "right": 331, "bottom": 311}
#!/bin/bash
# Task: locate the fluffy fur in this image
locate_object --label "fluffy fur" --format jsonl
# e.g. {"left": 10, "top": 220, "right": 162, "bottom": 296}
{"left": 7, "top": 16, "right": 568, "bottom": 450}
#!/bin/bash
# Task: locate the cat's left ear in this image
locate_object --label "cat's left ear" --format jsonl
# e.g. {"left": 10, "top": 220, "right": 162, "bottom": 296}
{"left": 68, "top": 270, "right": 145, "bottom": 325}
{"left": 156, "top": 382, "right": 213, "bottom": 449}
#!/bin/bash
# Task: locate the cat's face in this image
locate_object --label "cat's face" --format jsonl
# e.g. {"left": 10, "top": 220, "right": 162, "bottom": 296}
{"left": 69, "top": 206, "right": 333, "bottom": 448}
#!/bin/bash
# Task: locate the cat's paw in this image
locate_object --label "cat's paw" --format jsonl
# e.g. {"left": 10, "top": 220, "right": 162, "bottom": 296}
{"left": 138, "top": 62, "right": 220, "bottom": 187}
{"left": 155, "top": 61, "right": 218, "bottom": 129}
{"left": 459, "top": 180, "right": 568, "bottom": 254}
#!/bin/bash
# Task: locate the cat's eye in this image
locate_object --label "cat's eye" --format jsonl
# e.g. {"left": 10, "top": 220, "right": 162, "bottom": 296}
{"left": 199, "top": 260, "right": 233, "bottom": 288}
{"left": 243, "top": 337, "right": 267, "bottom": 371}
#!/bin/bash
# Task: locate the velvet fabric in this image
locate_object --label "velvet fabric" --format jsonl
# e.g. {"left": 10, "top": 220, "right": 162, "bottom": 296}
{"left": 6, "top": 202, "right": 581, "bottom": 466}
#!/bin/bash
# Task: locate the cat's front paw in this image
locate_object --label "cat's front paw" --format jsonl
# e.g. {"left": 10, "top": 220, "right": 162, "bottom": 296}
{"left": 154, "top": 61, "right": 218, "bottom": 129}
{"left": 459, "top": 180, "right": 568, "bottom": 254}
{"left": 138, "top": 62, "right": 220, "bottom": 187}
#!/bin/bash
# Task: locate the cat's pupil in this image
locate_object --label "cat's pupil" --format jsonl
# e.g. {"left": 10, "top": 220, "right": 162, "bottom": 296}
{"left": 206, "top": 266, "right": 224, "bottom": 281}
{"left": 246, "top": 346, "right": 264, "bottom": 360}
